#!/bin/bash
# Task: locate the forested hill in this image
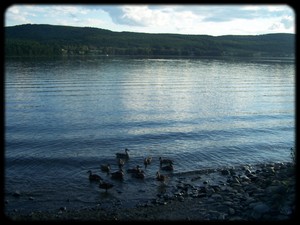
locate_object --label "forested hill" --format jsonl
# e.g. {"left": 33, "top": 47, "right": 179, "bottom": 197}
{"left": 5, "top": 24, "right": 295, "bottom": 57}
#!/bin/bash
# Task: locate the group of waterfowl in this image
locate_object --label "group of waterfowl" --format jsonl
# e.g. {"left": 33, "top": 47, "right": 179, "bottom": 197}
{"left": 87, "top": 148, "right": 174, "bottom": 193}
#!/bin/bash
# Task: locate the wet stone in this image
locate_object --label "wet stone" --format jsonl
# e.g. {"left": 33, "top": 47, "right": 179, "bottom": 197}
{"left": 203, "top": 180, "right": 209, "bottom": 185}
{"left": 191, "top": 176, "right": 201, "bottom": 181}
{"left": 211, "top": 193, "right": 223, "bottom": 201}
{"left": 198, "top": 193, "right": 206, "bottom": 198}
{"left": 178, "top": 196, "right": 184, "bottom": 202}
{"left": 198, "top": 187, "right": 207, "bottom": 193}
{"left": 59, "top": 207, "right": 67, "bottom": 211}
{"left": 176, "top": 183, "right": 185, "bottom": 189}
{"left": 158, "top": 201, "right": 167, "bottom": 205}
{"left": 163, "top": 193, "right": 173, "bottom": 200}
{"left": 211, "top": 185, "right": 221, "bottom": 192}
{"left": 228, "top": 207, "right": 235, "bottom": 215}
{"left": 229, "top": 169, "right": 236, "bottom": 176}
{"left": 191, "top": 194, "right": 198, "bottom": 198}
{"left": 221, "top": 169, "right": 230, "bottom": 175}
{"left": 13, "top": 191, "right": 21, "bottom": 197}
{"left": 174, "top": 191, "right": 183, "bottom": 196}
{"left": 223, "top": 201, "right": 233, "bottom": 206}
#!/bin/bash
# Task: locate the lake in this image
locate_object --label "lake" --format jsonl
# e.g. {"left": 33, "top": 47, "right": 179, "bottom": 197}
{"left": 4, "top": 56, "right": 295, "bottom": 213}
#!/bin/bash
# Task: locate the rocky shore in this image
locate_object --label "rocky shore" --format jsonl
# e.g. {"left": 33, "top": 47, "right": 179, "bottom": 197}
{"left": 4, "top": 162, "right": 296, "bottom": 222}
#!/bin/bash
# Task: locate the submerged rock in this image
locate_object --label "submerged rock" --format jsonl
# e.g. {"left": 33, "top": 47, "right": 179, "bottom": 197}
{"left": 13, "top": 191, "right": 21, "bottom": 197}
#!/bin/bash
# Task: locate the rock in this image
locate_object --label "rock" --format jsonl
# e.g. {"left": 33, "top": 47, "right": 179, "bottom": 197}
{"left": 223, "top": 201, "right": 233, "bottom": 206}
{"left": 191, "top": 193, "right": 198, "bottom": 198}
{"left": 29, "top": 197, "right": 34, "bottom": 200}
{"left": 191, "top": 176, "right": 201, "bottom": 181}
{"left": 198, "top": 187, "right": 207, "bottom": 193}
{"left": 247, "top": 173, "right": 258, "bottom": 182}
{"left": 13, "top": 191, "right": 21, "bottom": 197}
{"left": 197, "top": 193, "right": 206, "bottom": 198}
{"left": 221, "top": 169, "right": 230, "bottom": 175}
{"left": 211, "top": 193, "right": 223, "bottom": 201}
{"left": 59, "top": 207, "right": 67, "bottom": 211}
{"left": 178, "top": 196, "right": 184, "bottom": 202}
{"left": 158, "top": 201, "right": 167, "bottom": 205}
{"left": 229, "top": 168, "right": 236, "bottom": 176}
{"left": 280, "top": 206, "right": 293, "bottom": 216}
{"left": 228, "top": 216, "right": 244, "bottom": 221}
{"left": 228, "top": 207, "right": 235, "bottom": 215}
{"left": 239, "top": 174, "right": 250, "bottom": 182}
{"left": 250, "top": 202, "right": 270, "bottom": 219}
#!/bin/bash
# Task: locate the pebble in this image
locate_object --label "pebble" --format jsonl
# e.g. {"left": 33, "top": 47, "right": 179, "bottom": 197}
{"left": 13, "top": 191, "right": 21, "bottom": 197}
{"left": 59, "top": 207, "right": 67, "bottom": 212}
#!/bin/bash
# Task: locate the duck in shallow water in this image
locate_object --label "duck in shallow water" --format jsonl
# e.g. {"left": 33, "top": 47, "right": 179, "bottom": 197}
{"left": 159, "top": 157, "right": 174, "bottom": 166}
{"left": 116, "top": 148, "right": 129, "bottom": 159}
{"left": 100, "top": 164, "right": 111, "bottom": 174}
{"left": 160, "top": 163, "right": 174, "bottom": 171}
{"left": 127, "top": 165, "right": 143, "bottom": 174}
{"left": 99, "top": 180, "right": 114, "bottom": 193}
{"left": 131, "top": 167, "right": 145, "bottom": 179}
{"left": 110, "top": 169, "right": 124, "bottom": 180}
{"left": 144, "top": 156, "right": 152, "bottom": 169}
{"left": 87, "top": 170, "right": 102, "bottom": 181}
{"left": 156, "top": 171, "right": 167, "bottom": 182}
{"left": 132, "top": 171, "right": 145, "bottom": 179}
{"left": 117, "top": 158, "right": 125, "bottom": 169}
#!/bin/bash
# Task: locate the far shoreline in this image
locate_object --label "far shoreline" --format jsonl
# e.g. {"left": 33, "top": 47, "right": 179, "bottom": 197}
{"left": 4, "top": 54, "right": 296, "bottom": 61}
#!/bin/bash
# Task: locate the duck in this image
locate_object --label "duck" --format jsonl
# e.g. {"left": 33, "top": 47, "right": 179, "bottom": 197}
{"left": 127, "top": 165, "right": 143, "bottom": 174}
{"left": 100, "top": 164, "right": 111, "bottom": 174}
{"left": 116, "top": 148, "right": 129, "bottom": 159}
{"left": 117, "top": 158, "right": 125, "bottom": 169}
{"left": 160, "top": 164, "right": 174, "bottom": 171}
{"left": 110, "top": 169, "right": 124, "bottom": 180}
{"left": 156, "top": 171, "right": 167, "bottom": 182}
{"left": 159, "top": 157, "right": 174, "bottom": 166}
{"left": 99, "top": 180, "right": 114, "bottom": 193}
{"left": 87, "top": 170, "right": 102, "bottom": 181}
{"left": 132, "top": 171, "right": 145, "bottom": 179}
{"left": 144, "top": 156, "right": 152, "bottom": 168}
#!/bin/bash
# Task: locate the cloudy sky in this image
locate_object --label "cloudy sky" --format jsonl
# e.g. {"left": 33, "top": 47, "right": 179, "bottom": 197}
{"left": 5, "top": 4, "right": 295, "bottom": 36}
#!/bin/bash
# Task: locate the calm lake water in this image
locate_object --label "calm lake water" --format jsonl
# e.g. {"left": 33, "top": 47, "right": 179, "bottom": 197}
{"left": 4, "top": 56, "right": 295, "bottom": 213}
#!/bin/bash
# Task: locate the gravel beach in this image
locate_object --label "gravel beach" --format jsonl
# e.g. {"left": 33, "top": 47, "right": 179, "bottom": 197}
{"left": 4, "top": 162, "right": 296, "bottom": 222}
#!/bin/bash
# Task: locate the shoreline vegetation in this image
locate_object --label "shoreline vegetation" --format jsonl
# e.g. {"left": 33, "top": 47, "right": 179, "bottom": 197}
{"left": 5, "top": 24, "right": 295, "bottom": 58}
{"left": 5, "top": 161, "right": 295, "bottom": 222}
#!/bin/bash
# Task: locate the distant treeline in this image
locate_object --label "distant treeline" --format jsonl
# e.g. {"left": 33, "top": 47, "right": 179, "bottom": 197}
{"left": 5, "top": 24, "right": 295, "bottom": 57}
